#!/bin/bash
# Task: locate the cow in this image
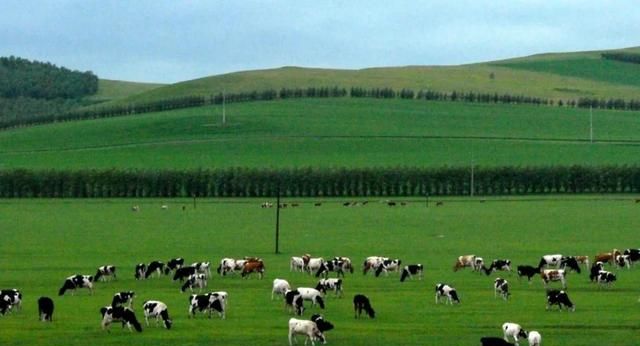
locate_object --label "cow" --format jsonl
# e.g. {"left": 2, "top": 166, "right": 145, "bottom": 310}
{"left": 192, "top": 262, "right": 211, "bottom": 278}
{"left": 58, "top": 275, "right": 93, "bottom": 296}
{"left": 288, "top": 318, "right": 325, "bottom": 346}
{"left": 435, "top": 283, "right": 460, "bottom": 305}
{"left": 0, "top": 289, "right": 22, "bottom": 312}
{"left": 261, "top": 202, "right": 273, "bottom": 208}
{"left": 173, "top": 266, "right": 197, "bottom": 281}
{"left": 315, "top": 257, "right": 352, "bottom": 278}
{"left": 241, "top": 259, "right": 265, "bottom": 279}
{"left": 480, "top": 337, "right": 515, "bottom": 346}
{"left": 494, "top": 278, "right": 510, "bottom": 301}
{"left": 272, "top": 278, "right": 291, "bottom": 300}
{"left": 181, "top": 274, "right": 208, "bottom": 293}
{"left": 290, "top": 257, "right": 305, "bottom": 272}
{"left": 546, "top": 289, "right": 575, "bottom": 311}
{"left": 593, "top": 249, "right": 621, "bottom": 265}
{"left": 188, "top": 293, "right": 225, "bottom": 319}
{"left": 484, "top": 259, "right": 512, "bottom": 275}
{"left": 400, "top": 264, "right": 424, "bottom": 282}
{"left": 502, "top": 322, "right": 527, "bottom": 346}
{"left": 142, "top": 300, "right": 172, "bottom": 329}
{"left": 623, "top": 248, "right": 640, "bottom": 264}
{"left": 559, "top": 256, "right": 582, "bottom": 274}
{"left": 38, "top": 296, "right": 54, "bottom": 322}
{"left": 528, "top": 331, "right": 542, "bottom": 346}
{"left": 216, "top": 258, "right": 247, "bottom": 276}
{"left": 596, "top": 270, "right": 616, "bottom": 288}
{"left": 541, "top": 269, "right": 567, "bottom": 289}
{"left": 333, "top": 256, "right": 354, "bottom": 274}
{"left": 303, "top": 255, "right": 325, "bottom": 275}
{"left": 131, "top": 205, "right": 140, "bottom": 212}
{"left": 538, "top": 254, "right": 562, "bottom": 270}
{"left": 473, "top": 257, "right": 485, "bottom": 272}
{"left": 374, "top": 258, "right": 402, "bottom": 277}
{"left": 134, "top": 263, "right": 147, "bottom": 280}
{"left": 296, "top": 288, "right": 325, "bottom": 309}
{"left": 589, "top": 261, "right": 605, "bottom": 282}
{"left": 363, "top": 256, "right": 387, "bottom": 275}
{"left": 112, "top": 291, "right": 135, "bottom": 308}
{"left": 164, "top": 258, "right": 185, "bottom": 275}
{"left": 95, "top": 265, "right": 117, "bottom": 282}
{"left": 144, "top": 261, "right": 165, "bottom": 279}
{"left": 573, "top": 255, "right": 590, "bottom": 269}
{"left": 100, "top": 305, "right": 142, "bottom": 332}
{"left": 615, "top": 254, "right": 632, "bottom": 269}
{"left": 516, "top": 265, "right": 539, "bottom": 282}
{"left": 353, "top": 294, "right": 375, "bottom": 319}
{"left": 285, "top": 290, "right": 305, "bottom": 316}
{"left": 310, "top": 314, "right": 334, "bottom": 334}
{"left": 453, "top": 255, "right": 476, "bottom": 272}
{"left": 315, "top": 278, "right": 343, "bottom": 298}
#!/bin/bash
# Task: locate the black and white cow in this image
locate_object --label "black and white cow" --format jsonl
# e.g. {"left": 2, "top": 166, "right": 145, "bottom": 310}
{"left": 484, "top": 259, "right": 512, "bottom": 275}
{"left": 315, "top": 258, "right": 348, "bottom": 278}
{"left": 596, "top": 270, "right": 616, "bottom": 288}
{"left": 623, "top": 248, "right": 640, "bottom": 264}
{"left": 192, "top": 262, "right": 211, "bottom": 278}
{"left": 516, "top": 265, "right": 539, "bottom": 282}
{"left": 164, "top": 258, "right": 185, "bottom": 275}
{"left": 538, "top": 254, "right": 563, "bottom": 270}
{"left": 58, "top": 275, "right": 93, "bottom": 296}
{"left": 296, "top": 288, "right": 325, "bottom": 309}
{"left": 546, "top": 289, "right": 575, "bottom": 311}
{"left": 333, "top": 256, "right": 354, "bottom": 274}
{"left": 38, "top": 296, "right": 54, "bottom": 322}
{"left": 0, "top": 289, "right": 22, "bottom": 313}
{"left": 134, "top": 263, "right": 147, "bottom": 280}
{"left": 363, "top": 256, "right": 387, "bottom": 275}
{"left": 310, "top": 314, "right": 334, "bottom": 333}
{"left": 435, "top": 283, "right": 460, "bottom": 305}
{"left": 272, "top": 279, "right": 291, "bottom": 300}
{"left": 112, "top": 291, "right": 135, "bottom": 308}
{"left": 615, "top": 254, "right": 632, "bottom": 269}
{"left": 142, "top": 300, "right": 172, "bottom": 329}
{"left": 181, "top": 274, "right": 207, "bottom": 293}
{"left": 100, "top": 305, "right": 142, "bottom": 332}
{"left": 374, "top": 259, "right": 402, "bottom": 277}
{"left": 288, "top": 318, "right": 325, "bottom": 346}
{"left": 144, "top": 261, "right": 165, "bottom": 279}
{"left": 494, "top": 278, "right": 510, "bottom": 301}
{"left": 502, "top": 322, "right": 528, "bottom": 346}
{"left": 216, "top": 258, "right": 246, "bottom": 276}
{"left": 285, "top": 290, "right": 305, "bottom": 316}
{"left": 95, "top": 265, "right": 117, "bottom": 282}
{"left": 353, "top": 294, "right": 375, "bottom": 319}
{"left": 589, "top": 261, "right": 605, "bottom": 282}
{"left": 315, "top": 278, "right": 343, "bottom": 298}
{"left": 560, "top": 256, "right": 582, "bottom": 274}
{"left": 188, "top": 293, "right": 225, "bottom": 319}
{"left": 400, "top": 264, "right": 424, "bottom": 282}
{"left": 173, "top": 265, "right": 197, "bottom": 281}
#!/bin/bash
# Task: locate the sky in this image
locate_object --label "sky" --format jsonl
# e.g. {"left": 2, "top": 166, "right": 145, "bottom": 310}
{"left": 2, "top": 1, "right": 639, "bottom": 84}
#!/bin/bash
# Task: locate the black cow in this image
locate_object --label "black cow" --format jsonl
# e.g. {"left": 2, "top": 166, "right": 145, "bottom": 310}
{"left": 38, "top": 297, "right": 54, "bottom": 322}
{"left": 480, "top": 337, "right": 515, "bottom": 346}
{"left": 145, "top": 261, "right": 165, "bottom": 279}
{"left": 310, "top": 314, "right": 334, "bottom": 334}
{"left": 560, "top": 257, "right": 581, "bottom": 274}
{"left": 112, "top": 291, "right": 135, "bottom": 308}
{"left": 400, "top": 264, "right": 424, "bottom": 282}
{"left": 173, "top": 266, "right": 197, "bottom": 281}
{"left": 353, "top": 294, "right": 375, "bottom": 319}
{"left": 516, "top": 265, "right": 539, "bottom": 282}
{"left": 546, "top": 289, "right": 575, "bottom": 311}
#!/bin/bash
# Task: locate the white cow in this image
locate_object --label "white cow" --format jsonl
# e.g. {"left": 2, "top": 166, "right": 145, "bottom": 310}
{"left": 288, "top": 318, "right": 325, "bottom": 346}
{"left": 528, "top": 331, "right": 542, "bottom": 346}
{"left": 272, "top": 278, "right": 291, "bottom": 300}
{"left": 502, "top": 322, "right": 528, "bottom": 346}
{"left": 296, "top": 287, "right": 325, "bottom": 309}
{"left": 290, "top": 257, "right": 305, "bottom": 272}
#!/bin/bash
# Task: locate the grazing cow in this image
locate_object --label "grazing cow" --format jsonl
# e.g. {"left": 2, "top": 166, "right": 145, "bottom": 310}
{"left": 285, "top": 290, "right": 305, "bottom": 316}
{"left": 142, "top": 300, "right": 172, "bottom": 329}
{"left": 480, "top": 337, "right": 515, "bottom": 346}
{"left": 559, "top": 256, "right": 581, "bottom": 274}
{"left": 290, "top": 257, "right": 305, "bottom": 272}
{"left": 315, "top": 278, "right": 343, "bottom": 298}
{"left": 363, "top": 256, "right": 387, "bottom": 275}
{"left": 181, "top": 274, "right": 207, "bottom": 293}
{"left": 216, "top": 258, "right": 247, "bottom": 276}
{"left": 502, "top": 322, "right": 527, "bottom": 346}
{"left": 400, "top": 264, "right": 424, "bottom": 282}
{"left": 288, "top": 318, "right": 325, "bottom": 346}
{"left": 58, "top": 275, "right": 93, "bottom": 296}
{"left": 494, "top": 278, "right": 510, "bottom": 301}
{"left": 541, "top": 269, "right": 567, "bottom": 289}
{"left": 473, "top": 257, "right": 485, "bottom": 272}
{"left": 164, "top": 258, "right": 185, "bottom": 275}
{"left": 134, "top": 263, "right": 147, "bottom": 280}
{"left": 334, "top": 256, "right": 354, "bottom": 273}
{"left": 623, "top": 248, "right": 640, "bottom": 264}
{"left": 95, "top": 265, "right": 117, "bottom": 282}
{"left": 112, "top": 291, "right": 135, "bottom": 308}
{"left": 192, "top": 262, "right": 211, "bottom": 278}
{"left": 538, "top": 254, "right": 562, "bottom": 270}
{"left": 188, "top": 293, "right": 225, "bottom": 319}
{"left": 516, "top": 265, "right": 539, "bottom": 282}
{"left": 37, "top": 296, "right": 54, "bottom": 322}
{"left": 100, "top": 305, "right": 142, "bottom": 332}
{"left": 310, "top": 314, "right": 334, "bottom": 334}
{"left": 435, "top": 283, "right": 460, "bottom": 305}
{"left": 297, "top": 288, "right": 325, "bottom": 309}
{"left": 374, "top": 258, "right": 402, "bottom": 277}
{"left": 144, "top": 261, "right": 165, "bottom": 279}
{"left": 593, "top": 249, "right": 621, "bottom": 265}
{"left": 615, "top": 254, "right": 632, "bottom": 269}
{"left": 303, "top": 255, "right": 325, "bottom": 275}
{"left": 241, "top": 259, "right": 265, "bottom": 279}
{"left": 546, "top": 289, "right": 575, "bottom": 311}
{"left": 573, "top": 255, "right": 590, "bottom": 269}
{"left": 484, "top": 259, "right": 512, "bottom": 275}
{"left": 528, "top": 331, "right": 542, "bottom": 346}
{"left": 272, "top": 278, "right": 291, "bottom": 300}
{"left": 0, "top": 296, "right": 11, "bottom": 315}
{"left": 589, "top": 261, "right": 605, "bottom": 282}
{"left": 261, "top": 202, "right": 273, "bottom": 208}
{"left": 173, "top": 266, "right": 197, "bottom": 281}
{"left": 315, "top": 257, "right": 352, "bottom": 278}
{"left": 0, "top": 289, "right": 22, "bottom": 312}
{"left": 353, "top": 294, "right": 375, "bottom": 319}
{"left": 596, "top": 270, "right": 616, "bottom": 288}
{"left": 453, "top": 255, "right": 476, "bottom": 272}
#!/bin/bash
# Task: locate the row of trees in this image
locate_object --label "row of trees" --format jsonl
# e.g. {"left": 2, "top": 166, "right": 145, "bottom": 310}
{"left": 576, "top": 97, "right": 640, "bottom": 111}
{"left": 1, "top": 166, "right": 639, "bottom": 198}
{"left": 601, "top": 52, "right": 640, "bottom": 64}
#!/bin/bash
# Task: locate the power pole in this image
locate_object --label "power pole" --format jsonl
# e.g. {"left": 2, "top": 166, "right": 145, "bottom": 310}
{"left": 275, "top": 188, "right": 281, "bottom": 254}
{"left": 222, "top": 89, "right": 226, "bottom": 126}
{"left": 590, "top": 105, "right": 593, "bottom": 143}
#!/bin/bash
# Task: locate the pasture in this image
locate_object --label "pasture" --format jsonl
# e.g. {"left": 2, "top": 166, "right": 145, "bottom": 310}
{"left": 0, "top": 197, "right": 639, "bottom": 345}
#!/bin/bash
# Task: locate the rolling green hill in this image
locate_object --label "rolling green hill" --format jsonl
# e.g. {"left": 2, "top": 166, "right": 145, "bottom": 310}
{"left": 86, "top": 79, "right": 165, "bottom": 103}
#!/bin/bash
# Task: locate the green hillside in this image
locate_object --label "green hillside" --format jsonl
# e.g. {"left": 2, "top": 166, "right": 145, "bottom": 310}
{"left": 86, "top": 79, "right": 164, "bottom": 103}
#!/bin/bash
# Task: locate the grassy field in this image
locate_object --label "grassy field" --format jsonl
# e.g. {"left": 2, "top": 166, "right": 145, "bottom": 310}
{"left": 0, "top": 197, "right": 639, "bottom": 345}
{"left": 2, "top": 98, "right": 640, "bottom": 170}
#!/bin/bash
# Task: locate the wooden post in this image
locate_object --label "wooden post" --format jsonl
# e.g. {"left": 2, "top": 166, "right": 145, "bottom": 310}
{"left": 275, "top": 189, "right": 280, "bottom": 254}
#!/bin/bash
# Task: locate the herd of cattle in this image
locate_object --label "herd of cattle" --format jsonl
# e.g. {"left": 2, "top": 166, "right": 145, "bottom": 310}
{"left": 1, "top": 247, "right": 639, "bottom": 345}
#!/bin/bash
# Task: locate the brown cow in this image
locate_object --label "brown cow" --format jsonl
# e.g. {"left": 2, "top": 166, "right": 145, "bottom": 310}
{"left": 241, "top": 259, "right": 265, "bottom": 279}
{"left": 593, "top": 249, "right": 620, "bottom": 265}
{"left": 453, "top": 255, "right": 476, "bottom": 272}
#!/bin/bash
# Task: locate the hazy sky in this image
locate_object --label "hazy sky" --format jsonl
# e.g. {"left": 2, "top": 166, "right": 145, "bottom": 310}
{"left": 2, "top": 1, "right": 638, "bottom": 83}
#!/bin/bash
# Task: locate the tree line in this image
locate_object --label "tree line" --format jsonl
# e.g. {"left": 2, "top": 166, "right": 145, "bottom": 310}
{"left": 1, "top": 165, "right": 638, "bottom": 198}
{"left": 601, "top": 52, "right": 640, "bottom": 64}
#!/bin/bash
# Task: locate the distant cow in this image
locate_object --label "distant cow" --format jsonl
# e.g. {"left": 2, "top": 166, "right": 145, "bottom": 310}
{"left": 502, "top": 322, "right": 527, "bottom": 346}
{"left": 95, "top": 265, "right": 117, "bottom": 282}
{"left": 353, "top": 294, "right": 375, "bottom": 319}
{"left": 494, "top": 278, "right": 510, "bottom": 301}
{"left": 189, "top": 293, "right": 225, "bottom": 319}
{"left": 315, "top": 278, "right": 343, "bottom": 298}
{"left": 400, "top": 264, "right": 424, "bottom": 282}
{"left": 546, "top": 289, "right": 575, "bottom": 311}
{"left": 374, "top": 258, "right": 402, "bottom": 277}
{"left": 288, "top": 318, "right": 325, "bottom": 346}
{"left": 58, "top": 275, "right": 93, "bottom": 296}
{"left": 164, "top": 258, "right": 185, "bottom": 275}
{"left": 541, "top": 269, "right": 567, "bottom": 289}
{"left": 181, "top": 274, "right": 207, "bottom": 293}
{"left": 100, "top": 305, "right": 142, "bottom": 332}
{"left": 593, "top": 249, "right": 621, "bottom": 265}
{"left": 142, "top": 300, "right": 172, "bottom": 329}
{"left": 173, "top": 266, "right": 197, "bottom": 281}
{"left": 435, "top": 283, "right": 460, "bottom": 304}
{"left": 453, "top": 255, "right": 476, "bottom": 272}
{"left": 241, "top": 259, "right": 265, "bottom": 279}
{"left": 484, "top": 259, "right": 512, "bottom": 275}
{"left": 516, "top": 265, "right": 539, "bottom": 282}
{"left": 596, "top": 270, "right": 616, "bottom": 288}
{"left": 112, "top": 291, "right": 135, "bottom": 308}
{"left": 37, "top": 296, "right": 54, "bottom": 322}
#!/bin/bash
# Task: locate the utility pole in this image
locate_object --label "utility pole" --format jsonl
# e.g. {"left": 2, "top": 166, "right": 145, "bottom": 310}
{"left": 222, "top": 89, "right": 226, "bottom": 126}
{"left": 275, "top": 188, "right": 281, "bottom": 254}
{"left": 470, "top": 151, "right": 475, "bottom": 197}
{"left": 590, "top": 105, "right": 593, "bottom": 143}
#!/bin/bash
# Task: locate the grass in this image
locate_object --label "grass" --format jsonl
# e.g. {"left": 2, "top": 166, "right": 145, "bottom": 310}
{"left": 0, "top": 197, "right": 639, "bottom": 345}
{"left": 1, "top": 98, "right": 639, "bottom": 169}
{"left": 85, "top": 79, "right": 165, "bottom": 104}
